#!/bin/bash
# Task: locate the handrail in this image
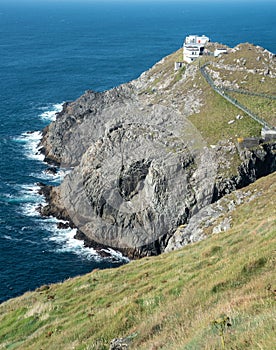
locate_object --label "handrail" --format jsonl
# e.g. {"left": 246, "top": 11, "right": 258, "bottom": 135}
{"left": 199, "top": 63, "right": 274, "bottom": 129}
{"left": 223, "top": 87, "right": 276, "bottom": 101}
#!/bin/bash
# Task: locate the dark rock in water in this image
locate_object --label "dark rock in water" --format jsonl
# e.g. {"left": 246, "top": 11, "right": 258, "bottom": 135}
{"left": 56, "top": 222, "right": 70, "bottom": 229}
{"left": 45, "top": 167, "right": 58, "bottom": 175}
{"left": 37, "top": 182, "right": 52, "bottom": 198}
{"left": 74, "top": 230, "right": 120, "bottom": 258}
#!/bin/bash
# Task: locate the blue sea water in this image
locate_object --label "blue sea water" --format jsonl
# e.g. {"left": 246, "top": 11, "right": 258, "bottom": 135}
{"left": 0, "top": 0, "right": 275, "bottom": 303}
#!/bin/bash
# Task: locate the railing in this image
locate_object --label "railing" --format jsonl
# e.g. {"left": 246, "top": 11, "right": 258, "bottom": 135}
{"left": 222, "top": 87, "right": 276, "bottom": 101}
{"left": 199, "top": 63, "right": 274, "bottom": 129}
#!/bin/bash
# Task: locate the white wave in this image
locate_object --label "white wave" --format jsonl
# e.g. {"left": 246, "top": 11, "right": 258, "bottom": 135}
{"left": 20, "top": 183, "right": 44, "bottom": 201}
{"left": 2, "top": 234, "right": 23, "bottom": 243}
{"left": 18, "top": 184, "right": 45, "bottom": 217}
{"left": 30, "top": 168, "right": 71, "bottom": 184}
{"left": 20, "top": 183, "right": 41, "bottom": 193}
{"left": 3, "top": 234, "right": 13, "bottom": 240}
{"left": 25, "top": 239, "right": 40, "bottom": 245}
{"left": 16, "top": 178, "right": 128, "bottom": 263}
{"left": 15, "top": 131, "right": 44, "bottom": 161}
{"left": 14, "top": 102, "right": 63, "bottom": 162}
{"left": 3, "top": 184, "right": 43, "bottom": 208}
{"left": 42, "top": 221, "right": 101, "bottom": 261}
{"left": 41, "top": 218, "right": 128, "bottom": 262}
{"left": 21, "top": 203, "right": 42, "bottom": 217}
{"left": 2, "top": 233, "right": 40, "bottom": 245}
{"left": 101, "top": 248, "right": 129, "bottom": 262}
{"left": 39, "top": 102, "right": 63, "bottom": 122}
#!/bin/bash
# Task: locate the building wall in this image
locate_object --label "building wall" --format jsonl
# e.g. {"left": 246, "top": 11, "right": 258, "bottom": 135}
{"left": 183, "top": 34, "right": 209, "bottom": 63}
{"left": 185, "top": 35, "right": 209, "bottom": 45}
{"left": 214, "top": 49, "right": 227, "bottom": 57}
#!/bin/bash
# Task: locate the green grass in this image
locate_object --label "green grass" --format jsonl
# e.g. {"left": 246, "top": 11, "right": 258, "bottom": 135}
{"left": 140, "top": 48, "right": 263, "bottom": 145}
{"left": 0, "top": 172, "right": 275, "bottom": 350}
{"left": 227, "top": 92, "right": 276, "bottom": 127}
{"left": 205, "top": 63, "right": 276, "bottom": 97}
{"left": 188, "top": 75, "right": 262, "bottom": 145}
{"left": 1, "top": 43, "right": 275, "bottom": 350}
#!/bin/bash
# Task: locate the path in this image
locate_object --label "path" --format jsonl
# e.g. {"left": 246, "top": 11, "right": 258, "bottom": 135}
{"left": 199, "top": 63, "right": 274, "bottom": 129}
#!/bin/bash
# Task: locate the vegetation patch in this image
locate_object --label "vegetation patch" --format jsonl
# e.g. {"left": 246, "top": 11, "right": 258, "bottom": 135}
{"left": 227, "top": 92, "right": 276, "bottom": 126}
{"left": 189, "top": 81, "right": 261, "bottom": 145}
{"left": 0, "top": 172, "right": 275, "bottom": 350}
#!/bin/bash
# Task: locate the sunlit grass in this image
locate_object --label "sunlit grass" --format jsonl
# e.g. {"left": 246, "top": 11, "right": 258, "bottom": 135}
{"left": 0, "top": 173, "right": 275, "bottom": 350}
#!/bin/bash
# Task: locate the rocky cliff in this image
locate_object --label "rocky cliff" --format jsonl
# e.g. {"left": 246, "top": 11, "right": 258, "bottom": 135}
{"left": 40, "top": 42, "right": 276, "bottom": 258}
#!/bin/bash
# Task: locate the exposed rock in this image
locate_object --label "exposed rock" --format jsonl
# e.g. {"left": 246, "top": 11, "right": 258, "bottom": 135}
{"left": 56, "top": 222, "right": 71, "bottom": 229}
{"left": 44, "top": 167, "right": 58, "bottom": 175}
{"left": 38, "top": 184, "right": 71, "bottom": 222}
{"left": 212, "top": 217, "right": 231, "bottom": 234}
{"left": 40, "top": 86, "right": 136, "bottom": 167}
{"left": 39, "top": 43, "right": 276, "bottom": 257}
{"left": 109, "top": 338, "right": 129, "bottom": 350}
{"left": 109, "top": 334, "right": 137, "bottom": 350}
{"left": 166, "top": 179, "right": 263, "bottom": 252}
{"left": 35, "top": 285, "right": 50, "bottom": 293}
{"left": 58, "top": 122, "right": 216, "bottom": 257}
{"left": 213, "top": 142, "right": 276, "bottom": 200}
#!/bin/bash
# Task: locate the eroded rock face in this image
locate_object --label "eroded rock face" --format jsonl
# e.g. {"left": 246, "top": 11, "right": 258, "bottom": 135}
{"left": 39, "top": 43, "right": 276, "bottom": 257}
{"left": 58, "top": 121, "right": 216, "bottom": 256}
{"left": 41, "top": 85, "right": 135, "bottom": 166}
{"left": 166, "top": 142, "right": 276, "bottom": 251}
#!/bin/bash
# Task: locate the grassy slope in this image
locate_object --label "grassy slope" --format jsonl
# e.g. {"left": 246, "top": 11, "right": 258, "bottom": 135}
{"left": 227, "top": 92, "right": 276, "bottom": 127}
{"left": 0, "top": 172, "right": 275, "bottom": 350}
{"left": 188, "top": 75, "right": 262, "bottom": 145}
{"left": 137, "top": 47, "right": 264, "bottom": 146}
{"left": 201, "top": 43, "right": 276, "bottom": 131}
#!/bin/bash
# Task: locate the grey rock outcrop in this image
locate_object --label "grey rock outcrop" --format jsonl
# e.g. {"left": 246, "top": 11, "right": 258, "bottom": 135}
{"left": 55, "top": 119, "right": 216, "bottom": 257}
{"left": 165, "top": 178, "right": 264, "bottom": 252}
{"left": 41, "top": 86, "right": 135, "bottom": 166}
{"left": 39, "top": 43, "right": 276, "bottom": 257}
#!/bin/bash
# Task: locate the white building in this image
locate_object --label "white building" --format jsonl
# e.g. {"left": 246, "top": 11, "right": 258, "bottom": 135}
{"left": 214, "top": 48, "right": 228, "bottom": 57}
{"left": 183, "top": 35, "right": 210, "bottom": 63}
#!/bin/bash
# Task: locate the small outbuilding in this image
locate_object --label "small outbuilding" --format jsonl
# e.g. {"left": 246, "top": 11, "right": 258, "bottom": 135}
{"left": 214, "top": 48, "right": 228, "bottom": 57}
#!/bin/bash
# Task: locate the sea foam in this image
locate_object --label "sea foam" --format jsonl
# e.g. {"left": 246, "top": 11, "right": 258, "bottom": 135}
{"left": 30, "top": 168, "right": 70, "bottom": 185}
{"left": 40, "top": 217, "right": 129, "bottom": 262}
{"left": 17, "top": 183, "right": 127, "bottom": 262}
{"left": 42, "top": 220, "right": 101, "bottom": 261}
{"left": 16, "top": 103, "right": 127, "bottom": 263}
{"left": 14, "top": 103, "right": 63, "bottom": 162}
{"left": 15, "top": 131, "right": 44, "bottom": 161}
{"left": 19, "top": 183, "right": 45, "bottom": 217}
{"left": 39, "top": 103, "right": 63, "bottom": 122}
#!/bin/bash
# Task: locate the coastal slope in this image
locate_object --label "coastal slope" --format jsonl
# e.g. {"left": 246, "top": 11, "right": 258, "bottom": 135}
{"left": 0, "top": 171, "right": 275, "bottom": 349}
{"left": 40, "top": 42, "right": 276, "bottom": 257}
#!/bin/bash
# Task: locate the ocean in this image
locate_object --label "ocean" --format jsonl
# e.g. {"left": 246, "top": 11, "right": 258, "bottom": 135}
{"left": 0, "top": 0, "right": 275, "bottom": 303}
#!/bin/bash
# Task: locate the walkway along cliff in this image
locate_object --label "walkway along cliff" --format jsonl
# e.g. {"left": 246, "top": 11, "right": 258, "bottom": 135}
{"left": 39, "top": 41, "right": 276, "bottom": 258}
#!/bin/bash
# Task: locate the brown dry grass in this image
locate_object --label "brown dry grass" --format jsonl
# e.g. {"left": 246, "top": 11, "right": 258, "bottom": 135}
{"left": 0, "top": 173, "right": 275, "bottom": 350}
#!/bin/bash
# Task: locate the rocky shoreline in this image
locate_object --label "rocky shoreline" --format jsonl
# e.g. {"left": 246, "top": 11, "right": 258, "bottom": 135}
{"left": 38, "top": 180, "right": 164, "bottom": 259}
{"left": 37, "top": 140, "right": 276, "bottom": 259}
{"left": 37, "top": 43, "right": 276, "bottom": 259}
{"left": 37, "top": 181, "right": 133, "bottom": 259}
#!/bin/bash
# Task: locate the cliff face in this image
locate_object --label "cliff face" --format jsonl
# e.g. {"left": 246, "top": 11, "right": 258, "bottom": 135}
{"left": 40, "top": 43, "right": 276, "bottom": 257}
{"left": 41, "top": 86, "right": 135, "bottom": 167}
